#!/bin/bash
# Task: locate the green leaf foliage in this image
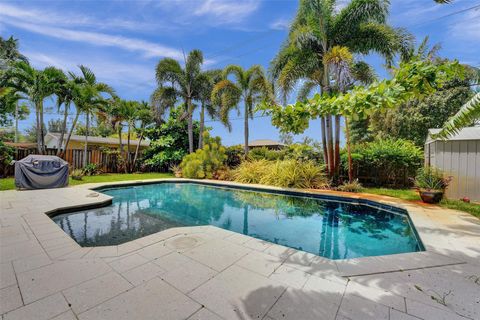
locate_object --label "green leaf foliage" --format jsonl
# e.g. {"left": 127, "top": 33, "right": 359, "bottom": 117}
{"left": 142, "top": 109, "right": 200, "bottom": 171}
{"left": 180, "top": 132, "right": 226, "bottom": 179}
{"left": 232, "top": 159, "right": 328, "bottom": 189}
{"left": 341, "top": 138, "right": 423, "bottom": 187}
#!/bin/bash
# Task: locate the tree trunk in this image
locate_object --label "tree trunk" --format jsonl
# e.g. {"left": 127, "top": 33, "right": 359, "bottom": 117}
{"left": 132, "top": 129, "right": 144, "bottom": 171}
{"left": 345, "top": 117, "right": 353, "bottom": 183}
{"left": 334, "top": 115, "right": 341, "bottom": 180}
{"left": 57, "top": 103, "right": 69, "bottom": 156}
{"left": 244, "top": 102, "right": 249, "bottom": 157}
{"left": 83, "top": 111, "right": 89, "bottom": 168}
{"left": 35, "top": 102, "right": 42, "bottom": 154}
{"left": 127, "top": 123, "right": 131, "bottom": 173}
{"left": 62, "top": 110, "right": 80, "bottom": 158}
{"left": 187, "top": 98, "right": 194, "bottom": 153}
{"left": 198, "top": 103, "right": 205, "bottom": 149}
{"left": 325, "top": 115, "right": 334, "bottom": 178}
{"left": 320, "top": 117, "right": 328, "bottom": 166}
{"left": 39, "top": 101, "right": 46, "bottom": 154}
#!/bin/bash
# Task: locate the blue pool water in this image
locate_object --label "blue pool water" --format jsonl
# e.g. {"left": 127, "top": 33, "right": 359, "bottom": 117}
{"left": 52, "top": 182, "right": 424, "bottom": 259}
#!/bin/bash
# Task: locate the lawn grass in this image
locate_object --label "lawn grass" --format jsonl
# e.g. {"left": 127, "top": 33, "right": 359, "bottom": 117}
{"left": 0, "top": 172, "right": 174, "bottom": 191}
{"left": 362, "top": 187, "right": 480, "bottom": 219}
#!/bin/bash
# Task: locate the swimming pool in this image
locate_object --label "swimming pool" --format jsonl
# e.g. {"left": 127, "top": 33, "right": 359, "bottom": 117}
{"left": 52, "top": 182, "right": 424, "bottom": 259}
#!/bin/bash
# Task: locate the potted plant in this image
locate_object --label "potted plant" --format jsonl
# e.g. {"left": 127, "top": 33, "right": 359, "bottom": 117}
{"left": 413, "top": 167, "right": 451, "bottom": 204}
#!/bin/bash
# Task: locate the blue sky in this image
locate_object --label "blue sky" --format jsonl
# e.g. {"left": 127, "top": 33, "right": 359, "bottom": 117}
{"left": 1, "top": 0, "right": 479, "bottom": 145}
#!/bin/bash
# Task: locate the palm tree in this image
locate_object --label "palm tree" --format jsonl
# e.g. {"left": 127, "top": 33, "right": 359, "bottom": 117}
{"left": 0, "top": 36, "right": 28, "bottom": 69}
{"left": 132, "top": 101, "right": 154, "bottom": 170}
{"left": 211, "top": 65, "right": 272, "bottom": 156}
{"left": 1, "top": 61, "right": 65, "bottom": 153}
{"left": 197, "top": 69, "right": 223, "bottom": 149}
{"left": 270, "top": 0, "right": 412, "bottom": 179}
{"left": 54, "top": 77, "right": 76, "bottom": 156}
{"left": 152, "top": 49, "right": 205, "bottom": 153}
{"left": 69, "top": 65, "right": 115, "bottom": 167}
{"left": 119, "top": 100, "right": 139, "bottom": 172}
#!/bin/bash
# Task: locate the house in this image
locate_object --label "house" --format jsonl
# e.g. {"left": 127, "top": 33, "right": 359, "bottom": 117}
{"left": 245, "top": 139, "right": 286, "bottom": 150}
{"left": 44, "top": 132, "right": 150, "bottom": 152}
{"left": 425, "top": 126, "right": 480, "bottom": 201}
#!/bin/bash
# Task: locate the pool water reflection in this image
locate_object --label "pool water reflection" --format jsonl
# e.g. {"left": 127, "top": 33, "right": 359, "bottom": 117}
{"left": 52, "top": 183, "right": 424, "bottom": 259}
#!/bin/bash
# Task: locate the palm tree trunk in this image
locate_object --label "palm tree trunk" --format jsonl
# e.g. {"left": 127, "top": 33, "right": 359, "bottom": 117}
{"left": 57, "top": 103, "right": 69, "bottom": 156}
{"left": 198, "top": 103, "right": 205, "bottom": 149}
{"left": 62, "top": 110, "right": 80, "bottom": 158}
{"left": 325, "top": 115, "right": 334, "bottom": 178}
{"left": 244, "top": 102, "right": 249, "bottom": 157}
{"left": 127, "top": 123, "right": 131, "bottom": 173}
{"left": 345, "top": 117, "right": 353, "bottom": 183}
{"left": 334, "top": 115, "right": 341, "bottom": 179}
{"left": 320, "top": 117, "right": 328, "bottom": 166}
{"left": 35, "top": 102, "right": 42, "bottom": 154}
{"left": 187, "top": 98, "right": 194, "bottom": 153}
{"left": 132, "top": 129, "right": 144, "bottom": 171}
{"left": 83, "top": 111, "right": 89, "bottom": 168}
{"left": 39, "top": 101, "right": 46, "bottom": 154}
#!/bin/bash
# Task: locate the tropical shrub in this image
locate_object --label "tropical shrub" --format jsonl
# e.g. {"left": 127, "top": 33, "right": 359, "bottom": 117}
{"left": 180, "top": 133, "right": 226, "bottom": 179}
{"left": 224, "top": 145, "right": 244, "bottom": 168}
{"left": 338, "top": 179, "right": 362, "bottom": 193}
{"left": 0, "top": 140, "right": 14, "bottom": 177}
{"left": 414, "top": 167, "right": 451, "bottom": 191}
{"left": 233, "top": 159, "right": 328, "bottom": 189}
{"left": 70, "top": 169, "right": 84, "bottom": 180}
{"left": 142, "top": 110, "right": 200, "bottom": 172}
{"left": 341, "top": 138, "right": 423, "bottom": 187}
{"left": 82, "top": 163, "right": 101, "bottom": 176}
{"left": 247, "top": 147, "right": 285, "bottom": 161}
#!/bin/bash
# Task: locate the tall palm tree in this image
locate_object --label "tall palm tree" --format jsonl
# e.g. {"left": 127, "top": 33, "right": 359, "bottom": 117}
{"left": 132, "top": 101, "right": 154, "bottom": 170}
{"left": 54, "top": 77, "right": 76, "bottom": 156}
{"left": 197, "top": 69, "right": 223, "bottom": 149}
{"left": 0, "top": 36, "right": 28, "bottom": 70}
{"left": 152, "top": 49, "right": 205, "bottom": 153}
{"left": 69, "top": 65, "right": 115, "bottom": 167}
{"left": 1, "top": 61, "right": 65, "bottom": 153}
{"left": 119, "top": 100, "right": 139, "bottom": 172}
{"left": 211, "top": 65, "right": 272, "bottom": 156}
{"left": 270, "top": 0, "right": 412, "bottom": 179}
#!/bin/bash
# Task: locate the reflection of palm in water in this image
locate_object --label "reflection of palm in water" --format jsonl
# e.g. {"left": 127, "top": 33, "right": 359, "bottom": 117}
{"left": 53, "top": 183, "right": 421, "bottom": 257}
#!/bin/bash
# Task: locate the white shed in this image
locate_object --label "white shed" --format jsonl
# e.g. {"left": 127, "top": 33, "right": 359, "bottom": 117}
{"left": 425, "top": 127, "right": 480, "bottom": 201}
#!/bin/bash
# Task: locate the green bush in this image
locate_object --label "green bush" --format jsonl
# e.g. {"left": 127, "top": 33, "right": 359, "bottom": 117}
{"left": 0, "top": 140, "right": 14, "bottom": 177}
{"left": 225, "top": 145, "right": 244, "bottom": 168}
{"left": 338, "top": 179, "right": 362, "bottom": 192}
{"left": 414, "top": 167, "right": 450, "bottom": 191}
{"left": 247, "top": 147, "right": 285, "bottom": 161}
{"left": 180, "top": 133, "right": 226, "bottom": 179}
{"left": 342, "top": 138, "right": 423, "bottom": 187}
{"left": 82, "top": 163, "right": 102, "bottom": 176}
{"left": 233, "top": 159, "right": 328, "bottom": 189}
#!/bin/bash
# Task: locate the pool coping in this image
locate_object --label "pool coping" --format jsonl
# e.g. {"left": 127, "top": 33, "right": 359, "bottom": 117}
{"left": 22, "top": 178, "right": 465, "bottom": 277}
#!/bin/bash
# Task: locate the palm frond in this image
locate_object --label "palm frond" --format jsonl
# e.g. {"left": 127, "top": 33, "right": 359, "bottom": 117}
{"left": 433, "top": 93, "right": 480, "bottom": 139}
{"left": 155, "top": 58, "right": 183, "bottom": 84}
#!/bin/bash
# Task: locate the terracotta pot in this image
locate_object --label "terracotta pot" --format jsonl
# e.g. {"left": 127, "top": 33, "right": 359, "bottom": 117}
{"left": 419, "top": 190, "right": 443, "bottom": 204}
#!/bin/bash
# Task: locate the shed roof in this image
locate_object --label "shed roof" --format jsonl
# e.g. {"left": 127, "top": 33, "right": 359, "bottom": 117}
{"left": 426, "top": 126, "right": 480, "bottom": 144}
{"left": 45, "top": 132, "right": 150, "bottom": 147}
{"left": 247, "top": 139, "right": 286, "bottom": 147}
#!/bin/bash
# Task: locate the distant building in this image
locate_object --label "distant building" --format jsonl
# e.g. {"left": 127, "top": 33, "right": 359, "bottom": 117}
{"left": 245, "top": 139, "right": 286, "bottom": 150}
{"left": 425, "top": 127, "right": 480, "bottom": 201}
{"left": 44, "top": 132, "right": 150, "bottom": 152}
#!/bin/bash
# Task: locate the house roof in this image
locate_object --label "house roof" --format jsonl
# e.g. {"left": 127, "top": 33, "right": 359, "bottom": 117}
{"left": 247, "top": 139, "right": 286, "bottom": 147}
{"left": 426, "top": 126, "right": 480, "bottom": 144}
{"left": 45, "top": 132, "right": 150, "bottom": 147}
{"left": 4, "top": 142, "right": 37, "bottom": 149}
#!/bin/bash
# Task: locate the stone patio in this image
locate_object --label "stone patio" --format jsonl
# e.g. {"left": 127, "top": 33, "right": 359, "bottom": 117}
{"left": 1, "top": 179, "right": 479, "bottom": 320}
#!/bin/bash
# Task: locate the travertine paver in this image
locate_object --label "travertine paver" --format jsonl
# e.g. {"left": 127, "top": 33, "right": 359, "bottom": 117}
{"left": 78, "top": 277, "right": 201, "bottom": 320}
{"left": 1, "top": 178, "right": 479, "bottom": 320}
{"left": 189, "top": 265, "right": 286, "bottom": 319}
{"left": 62, "top": 271, "right": 132, "bottom": 314}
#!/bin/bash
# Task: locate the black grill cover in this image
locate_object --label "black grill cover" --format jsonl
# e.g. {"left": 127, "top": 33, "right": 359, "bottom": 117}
{"left": 15, "top": 155, "right": 69, "bottom": 189}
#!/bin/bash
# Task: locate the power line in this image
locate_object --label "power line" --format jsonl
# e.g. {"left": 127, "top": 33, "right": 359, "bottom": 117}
{"left": 411, "top": 3, "right": 480, "bottom": 28}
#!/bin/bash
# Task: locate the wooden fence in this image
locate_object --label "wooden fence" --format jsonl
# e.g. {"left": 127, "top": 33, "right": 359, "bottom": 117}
{"left": 11, "top": 148, "right": 136, "bottom": 174}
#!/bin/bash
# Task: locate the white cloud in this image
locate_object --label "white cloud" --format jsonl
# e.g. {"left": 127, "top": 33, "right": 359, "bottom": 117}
{"left": 0, "top": 3, "right": 166, "bottom": 32}
{"left": 270, "top": 18, "right": 290, "bottom": 31}
{"left": 194, "top": 0, "right": 260, "bottom": 23}
{"left": 3, "top": 18, "right": 184, "bottom": 60}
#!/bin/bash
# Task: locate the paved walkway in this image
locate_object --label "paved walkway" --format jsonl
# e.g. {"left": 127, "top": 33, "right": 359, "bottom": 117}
{"left": 1, "top": 179, "right": 479, "bottom": 320}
